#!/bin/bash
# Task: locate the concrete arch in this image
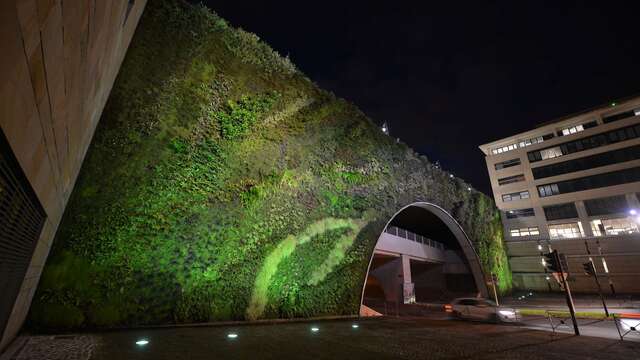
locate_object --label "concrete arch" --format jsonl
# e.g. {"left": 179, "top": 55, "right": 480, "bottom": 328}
{"left": 360, "top": 202, "right": 489, "bottom": 308}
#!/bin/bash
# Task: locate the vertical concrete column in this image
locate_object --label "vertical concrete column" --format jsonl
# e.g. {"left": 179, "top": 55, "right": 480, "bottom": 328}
{"left": 533, "top": 208, "right": 552, "bottom": 239}
{"left": 575, "top": 200, "right": 593, "bottom": 237}
{"left": 401, "top": 254, "right": 415, "bottom": 304}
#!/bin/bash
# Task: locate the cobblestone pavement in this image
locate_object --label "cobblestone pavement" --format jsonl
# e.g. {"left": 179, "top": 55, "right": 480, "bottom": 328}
{"left": 6, "top": 317, "right": 640, "bottom": 359}
{"left": 2, "top": 335, "right": 99, "bottom": 360}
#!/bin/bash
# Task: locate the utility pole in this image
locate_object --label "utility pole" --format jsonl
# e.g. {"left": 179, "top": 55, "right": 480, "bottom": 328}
{"left": 584, "top": 241, "right": 609, "bottom": 317}
{"left": 583, "top": 259, "right": 609, "bottom": 317}
{"left": 544, "top": 250, "right": 579, "bottom": 336}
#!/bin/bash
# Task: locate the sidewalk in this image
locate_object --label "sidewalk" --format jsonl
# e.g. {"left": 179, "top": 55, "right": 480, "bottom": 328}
{"left": 502, "top": 292, "right": 640, "bottom": 311}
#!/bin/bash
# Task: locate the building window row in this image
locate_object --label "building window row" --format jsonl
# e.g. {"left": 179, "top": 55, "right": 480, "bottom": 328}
{"left": 549, "top": 222, "right": 584, "bottom": 239}
{"left": 491, "top": 134, "right": 553, "bottom": 155}
{"left": 518, "top": 134, "right": 552, "bottom": 149}
{"left": 602, "top": 108, "right": 640, "bottom": 124}
{"left": 590, "top": 217, "right": 639, "bottom": 236}
{"left": 543, "top": 203, "right": 579, "bottom": 221}
{"left": 545, "top": 217, "right": 639, "bottom": 239}
{"left": 509, "top": 227, "right": 540, "bottom": 237}
{"left": 528, "top": 123, "right": 640, "bottom": 163}
{"left": 505, "top": 208, "right": 535, "bottom": 219}
{"left": 497, "top": 174, "right": 525, "bottom": 186}
{"left": 584, "top": 195, "right": 629, "bottom": 216}
{"left": 561, "top": 124, "right": 584, "bottom": 136}
{"left": 494, "top": 158, "right": 521, "bottom": 170}
{"left": 502, "top": 190, "right": 530, "bottom": 202}
{"left": 531, "top": 144, "right": 640, "bottom": 179}
{"left": 492, "top": 143, "right": 517, "bottom": 155}
{"left": 537, "top": 166, "right": 640, "bottom": 198}
{"left": 557, "top": 120, "right": 598, "bottom": 137}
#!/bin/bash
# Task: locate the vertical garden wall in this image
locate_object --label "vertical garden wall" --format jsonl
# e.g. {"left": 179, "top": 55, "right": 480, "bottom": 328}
{"left": 29, "top": 0, "right": 510, "bottom": 329}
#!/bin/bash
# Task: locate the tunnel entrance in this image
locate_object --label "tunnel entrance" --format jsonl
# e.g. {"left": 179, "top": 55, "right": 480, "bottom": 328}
{"left": 361, "top": 203, "right": 487, "bottom": 315}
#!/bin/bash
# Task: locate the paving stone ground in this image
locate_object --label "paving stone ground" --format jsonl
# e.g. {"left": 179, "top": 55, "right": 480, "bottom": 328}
{"left": 5, "top": 317, "right": 640, "bottom": 359}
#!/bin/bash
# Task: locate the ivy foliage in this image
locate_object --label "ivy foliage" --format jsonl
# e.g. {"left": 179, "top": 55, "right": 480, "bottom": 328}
{"left": 29, "top": 0, "right": 510, "bottom": 330}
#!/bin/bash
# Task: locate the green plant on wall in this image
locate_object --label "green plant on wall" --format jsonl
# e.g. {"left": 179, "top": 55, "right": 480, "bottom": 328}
{"left": 29, "top": 0, "right": 511, "bottom": 330}
{"left": 246, "top": 217, "right": 364, "bottom": 320}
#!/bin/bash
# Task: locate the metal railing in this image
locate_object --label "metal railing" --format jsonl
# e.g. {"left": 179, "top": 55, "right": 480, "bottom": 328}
{"left": 384, "top": 226, "right": 445, "bottom": 250}
{"left": 613, "top": 314, "right": 640, "bottom": 341}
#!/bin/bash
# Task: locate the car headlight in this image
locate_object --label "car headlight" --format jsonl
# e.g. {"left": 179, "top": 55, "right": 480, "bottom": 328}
{"left": 499, "top": 310, "right": 515, "bottom": 316}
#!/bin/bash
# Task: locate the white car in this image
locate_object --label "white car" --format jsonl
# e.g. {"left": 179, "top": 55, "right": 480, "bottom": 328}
{"left": 445, "top": 298, "right": 520, "bottom": 323}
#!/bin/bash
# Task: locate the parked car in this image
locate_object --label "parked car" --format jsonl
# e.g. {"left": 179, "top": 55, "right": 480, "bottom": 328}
{"left": 444, "top": 298, "right": 520, "bottom": 323}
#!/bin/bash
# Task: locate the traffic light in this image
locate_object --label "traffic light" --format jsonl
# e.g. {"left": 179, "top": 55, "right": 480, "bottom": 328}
{"left": 583, "top": 261, "right": 596, "bottom": 277}
{"left": 543, "top": 251, "right": 561, "bottom": 272}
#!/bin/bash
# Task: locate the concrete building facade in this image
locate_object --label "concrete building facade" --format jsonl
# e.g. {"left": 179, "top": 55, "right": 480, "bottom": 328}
{"left": 0, "top": 0, "right": 147, "bottom": 350}
{"left": 480, "top": 96, "right": 640, "bottom": 294}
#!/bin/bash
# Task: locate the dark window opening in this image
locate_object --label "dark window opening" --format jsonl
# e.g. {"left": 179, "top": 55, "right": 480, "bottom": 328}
{"left": 498, "top": 174, "right": 525, "bottom": 186}
{"left": 584, "top": 195, "right": 629, "bottom": 216}
{"left": 532, "top": 144, "right": 640, "bottom": 179}
{"left": 544, "top": 203, "right": 579, "bottom": 221}
{"left": 495, "top": 158, "right": 521, "bottom": 170}
{"left": 505, "top": 208, "right": 535, "bottom": 219}
{"left": 603, "top": 110, "right": 638, "bottom": 124}
{"left": 527, "top": 123, "right": 640, "bottom": 163}
{"left": 583, "top": 120, "right": 598, "bottom": 129}
{"left": 538, "top": 166, "right": 640, "bottom": 197}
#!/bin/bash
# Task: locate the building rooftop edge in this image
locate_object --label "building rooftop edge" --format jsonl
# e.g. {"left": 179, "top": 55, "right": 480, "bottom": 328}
{"left": 478, "top": 94, "right": 640, "bottom": 155}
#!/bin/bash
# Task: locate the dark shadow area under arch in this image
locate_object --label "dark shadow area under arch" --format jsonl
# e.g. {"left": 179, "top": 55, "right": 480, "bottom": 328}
{"left": 361, "top": 203, "right": 486, "bottom": 315}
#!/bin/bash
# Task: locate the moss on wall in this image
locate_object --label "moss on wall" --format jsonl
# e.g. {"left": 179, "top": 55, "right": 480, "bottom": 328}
{"left": 29, "top": 0, "right": 511, "bottom": 330}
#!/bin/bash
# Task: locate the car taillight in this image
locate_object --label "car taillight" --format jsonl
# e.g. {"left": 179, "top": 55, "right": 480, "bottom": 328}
{"left": 444, "top": 304, "right": 453, "bottom": 313}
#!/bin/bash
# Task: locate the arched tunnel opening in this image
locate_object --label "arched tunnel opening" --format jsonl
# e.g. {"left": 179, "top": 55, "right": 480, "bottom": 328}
{"left": 361, "top": 203, "right": 487, "bottom": 315}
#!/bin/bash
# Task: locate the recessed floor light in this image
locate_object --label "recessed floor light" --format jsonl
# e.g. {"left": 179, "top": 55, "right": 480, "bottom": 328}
{"left": 227, "top": 333, "right": 238, "bottom": 339}
{"left": 352, "top": 324, "right": 359, "bottom": 329}
{"left": 311, "top": 327, "right": 319, "bottom": 332}
{"left": 135, "top": 339, "right": 149, "bottom": 346}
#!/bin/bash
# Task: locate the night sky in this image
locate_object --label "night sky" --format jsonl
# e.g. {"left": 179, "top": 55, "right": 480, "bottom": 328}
{"left": 192, "top": 1, "right": 640, "bottom": 194}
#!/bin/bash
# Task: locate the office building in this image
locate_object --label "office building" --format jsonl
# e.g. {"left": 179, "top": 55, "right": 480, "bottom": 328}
{"left": 480, "top": 96, "right": 640, "bottom": 293}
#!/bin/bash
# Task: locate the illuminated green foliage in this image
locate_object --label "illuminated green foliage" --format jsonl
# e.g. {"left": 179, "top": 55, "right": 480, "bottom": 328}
{"left": 30, "top": 0, "right": 510, "bottom": 330}
{"left": 246, "top": 218, "right": 363, "bottom": 320}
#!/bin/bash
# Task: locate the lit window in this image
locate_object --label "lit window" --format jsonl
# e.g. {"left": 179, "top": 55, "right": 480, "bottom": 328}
{"left": 561, "top": 124, "right": 585, "bottom": 136}
{"left": 502, "top": 190, "right": 530, "bottom": 202}
{"left": 548, "top": 222, "right": 584, "bottom": 239}
{"left": 538, "top": 184, "right": 559, "bottom": 197}
{"left": 540, "top": 146, "right": 563, "bottom": 160}
{"left": 510, "top": 227, "right": 540, "bottom": 237}
{"left": 590, "top": 217, "right": 639, "bottom": 236}
{"left": 492, "top": 142, "right": 519, "bottom": 155}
